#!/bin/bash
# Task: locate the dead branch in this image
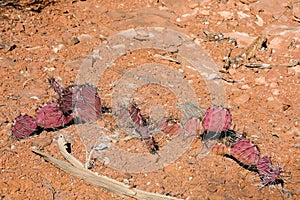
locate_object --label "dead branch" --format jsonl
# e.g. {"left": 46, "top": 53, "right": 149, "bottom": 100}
{"left": 31, "top": 135, "right": 182, "bottom": 200}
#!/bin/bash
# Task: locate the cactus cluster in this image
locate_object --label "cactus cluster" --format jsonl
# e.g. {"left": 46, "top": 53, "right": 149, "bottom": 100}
{"left": 202, "top": 106, "right": 282, "bottom": 186}
{"left": 12, "top": 79, "right": 101, "bottom": 139}
{"left": 12, "top": 80, "right": 282, "bottom": 186}
{"left": 128, "top": 103, "right": 282, "bottom": 186}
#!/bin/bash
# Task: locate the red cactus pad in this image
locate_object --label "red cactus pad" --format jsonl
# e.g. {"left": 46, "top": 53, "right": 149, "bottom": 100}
{"left": 257, "top": 156, "right": 282, "bottom": 185}
{"left": 12, "top": 115, "right": 38, "bottom": 139}
{"left": 36, "top": 103, "right": 73, "bottom": 129}
{"left": 202, "top": 106, "right": 232, "bottom": 132}
{"left": 60, "top": 84, "right": 102, "bottom": 122}
{"left": 229, "top": 137, "right": 260, "bottom": 166}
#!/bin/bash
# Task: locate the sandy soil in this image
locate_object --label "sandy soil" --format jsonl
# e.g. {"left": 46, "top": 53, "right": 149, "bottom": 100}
{"left": 1, "top": 0, "right": 300, "bottom": 199}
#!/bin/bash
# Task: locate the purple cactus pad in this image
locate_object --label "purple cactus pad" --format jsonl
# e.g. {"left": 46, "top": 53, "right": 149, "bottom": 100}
{"left": 202, "top": 106, "right": 232, "bottom": 132}
{"left": 36, "top": 102, "right": 73, "bottom": 129}
{"left": 257, "top": 156, "right": 282, "bottom": 185}
{"left": 229, "top": 137, "right": 260, "bottom": 166}
{"left": 12, "top": 115, "right": 38, "bottom": 139}
{"left": 60, "top": 84, "right": 102, "bottom": 122}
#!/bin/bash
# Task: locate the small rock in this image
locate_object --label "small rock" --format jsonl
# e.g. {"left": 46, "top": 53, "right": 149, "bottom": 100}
{"left": 188, "top": 2, "right": 199, "bottom": 9}
{"left": 270, "top": 82, "right": 278, "bottom": 88}
{"left": 93, "top": 143, "right": 108, "bottom": 150}
{"left": 254, "top": 77, "right": 266, "bottom": 85}
{"left": 272, "top": 89, "right": 280, "bottom": 96}
{"left": 217, "top": 11, "right": 234, "bottom": 20}
{"left": 123, "top": 179, "right": 129, "bottom": 184}
{"left": 267, "top": 96, "right": 275, "bottom": 101}
{"left": 68, "top": 36, "right": 80, "bottom": 45}
{"left": 234, "top": 93, "right": 251, "bottom": 104}
{"left": 78, "top": 34, "right": 93, "bottom": 41}
{"left": 237, "top": 11, "right": 250, "bottom": 19}
{"left": 241, "top": 84, "right": 251, "bottom": 90}
{"left": 199, "top": 9, "right": 210, "bottom": 16}
{"left": 53, "top": 44, "right": 64, "bottom": 53}
{"left": 255, "top": 14, "right": 264, "bottom": 26}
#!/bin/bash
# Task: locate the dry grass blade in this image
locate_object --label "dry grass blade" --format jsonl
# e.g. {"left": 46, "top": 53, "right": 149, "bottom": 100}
{"left": 31, "top": 138, "right": 182, "bottom": 200}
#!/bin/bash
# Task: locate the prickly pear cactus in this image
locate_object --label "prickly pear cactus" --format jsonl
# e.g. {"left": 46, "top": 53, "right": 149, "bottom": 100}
{"left": 202, "top": 106, "right": 232, "bottom": 132}
{"left": 36, "top": 102, "right": 73, "bottom": 129}
{"left": 60, "top": 84, "right": 102, "bottom": 122}
{"left": 257, "top": 156, "right": 282, "bottom": 185}
{"left": 12, "top": 115, "right": 38, "bottom": 139}
{"left": 229, "top": 136, "right": 260, "bottom": 166}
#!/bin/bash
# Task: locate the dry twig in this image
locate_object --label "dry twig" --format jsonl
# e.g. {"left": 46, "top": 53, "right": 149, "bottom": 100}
{"left": 31, "top": 135, "right": 181, "bottom": 200}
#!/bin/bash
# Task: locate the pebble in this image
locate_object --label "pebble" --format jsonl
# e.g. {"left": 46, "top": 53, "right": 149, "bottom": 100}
{"left": 254, "top": 77, "right": 266, "bottom": 85}
{"left": 188, "top": 2, "right": 199, "bottom": 9}
{"left": 93, "top": 143, "right": 108, "bottom": 150}
{"left": 267, "top": 96, "right": 275, "bottom": 101}
{"left": 272, "top": 89, "right": 280, "bottom": 96}
{"left": 68, "top": 36, "right": 80, "bottom": 45}
{"left": 217, "top": 11, "right": 234, "bottom": 20}
{"left": 77, "top": 34, "right": 93, "bottom": 43}
{"left": 270, "top": 82, "right": 278, "bottom": 88}
{"left": 123, "top": 179, "right": 129, "bottom": 184}
{"left": 255, "top": 14, "right": 264, "bottom": 26}
{"left": 53, "top": 44, "right": 64, "bottom": 53}
{"left": 199, "top": 9, "right": 210, "bottom": 16}
{"left": 234, "top": 93, "right": 251, "bottom": 104}
{"left": 241, "top": 84, "right": 251, "bottom": 90}
{"left": 237, "top": 11, "right": 250, "bottom": 19}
